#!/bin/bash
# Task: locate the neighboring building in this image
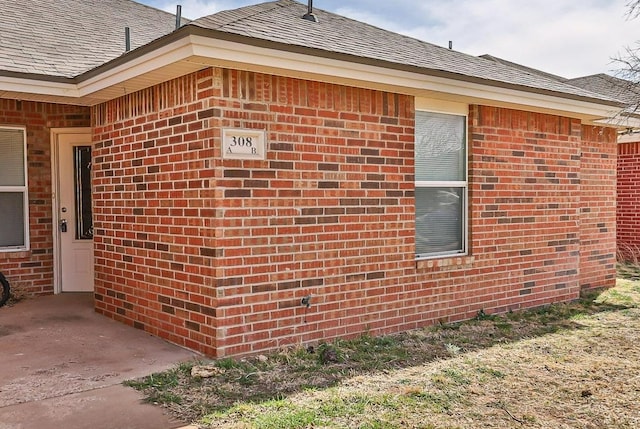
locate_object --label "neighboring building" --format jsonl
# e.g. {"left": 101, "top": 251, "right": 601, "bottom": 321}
{"left": 564, "top": 74, "right": 640, "bottom": 261}
{"left": 0, "top": 0, "right": 622, "bottom": 357}
{"left": 617, "top": 127, "right": 640, "bottom": 260}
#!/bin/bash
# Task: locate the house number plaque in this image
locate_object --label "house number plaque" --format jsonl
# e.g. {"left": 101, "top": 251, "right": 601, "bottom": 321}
{"left": 222, "top": 128, "right": 266, "bottom": 160}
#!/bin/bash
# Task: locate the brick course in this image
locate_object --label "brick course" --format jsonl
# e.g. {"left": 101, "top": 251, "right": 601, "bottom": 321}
{"left": 92, "top": 68, "right": 617, "bottom": 357}
{"left": 0, "top": 99, "right": 90, "bottom": 295}
{"left": 618, "top": 141, "right": 640, "bottom": 259}
{"left": 580, "top": 125, "right": 617, "bottom": 288}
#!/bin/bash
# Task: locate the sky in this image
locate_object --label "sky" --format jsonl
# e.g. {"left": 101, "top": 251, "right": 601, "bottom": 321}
{"left": 140, "top": 0, "right": 640, "bottom": 79}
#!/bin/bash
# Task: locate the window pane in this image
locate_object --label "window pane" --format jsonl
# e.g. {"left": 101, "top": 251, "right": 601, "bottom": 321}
{"left": 0, "top": 192, "right": 25, "bottom": 247}
{"left": 0, "top": 128, "right": 25, "bottom": 186}
{"left": 415, "top": 187, "right": 464, "bottom": 256}
{"left": 415, "top": 111, "right": 466, "bottom": 182}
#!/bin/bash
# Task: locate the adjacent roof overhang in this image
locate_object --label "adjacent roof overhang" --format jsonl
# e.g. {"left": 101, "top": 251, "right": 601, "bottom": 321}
{"left": 596, "top": 110, "right": 640, "bottom": 136}
{"left": 597, "top": 113, "right": 640, "bottom": 127}
{"left": 0, "top": 25, "right": 624, "bottom": 124}
{"left": 0, "top": 74, "right": 83, "bottom": 105}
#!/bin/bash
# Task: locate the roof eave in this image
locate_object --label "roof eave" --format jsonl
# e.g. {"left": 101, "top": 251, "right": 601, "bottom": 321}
{"left": 0, "top": 24, "right": 625, "bottom": 121}
{"left": 161, "top": 26, "right": 624, "bottom": 108}
{"left": 0, "top": 72, "right": 87, "bottom": 105}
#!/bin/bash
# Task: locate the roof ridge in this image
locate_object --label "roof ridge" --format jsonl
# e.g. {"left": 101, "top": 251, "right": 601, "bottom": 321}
{"left": 479, "top": 54, "right": 568, "bottom": 82}
{"left": 568, "top": 73, "right": 612, "bottom": 81}
{"left": 190, "top": 0, "right": 294, "bottom": 30}
{"left": 193, "top": 0, "right": 448, "bottom": 52}
{"left": 308, "top": 2, "right": 446, "bottom": 51}
{"left": 126, "top": 0, "right": 182, "bottom": 20}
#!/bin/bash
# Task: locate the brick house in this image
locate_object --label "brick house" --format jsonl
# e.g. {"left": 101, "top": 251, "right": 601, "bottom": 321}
{"left": 0, "top": 0, "right": 623, "bottom": 357}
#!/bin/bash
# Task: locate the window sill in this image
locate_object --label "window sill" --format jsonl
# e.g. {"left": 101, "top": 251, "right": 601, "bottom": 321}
{"left": 416, "top": 255, "right": 474, "bottom": 271}
{"left": 0, "top": 248, "right": 30, "bottom": 258}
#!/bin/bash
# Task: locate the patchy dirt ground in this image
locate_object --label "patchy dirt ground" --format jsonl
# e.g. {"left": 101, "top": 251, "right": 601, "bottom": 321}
{"left": 127, "top": 273, "right": 640, "bottom": 428}
{"left": 317, "top": 307, "right": 640, "bottom": 429}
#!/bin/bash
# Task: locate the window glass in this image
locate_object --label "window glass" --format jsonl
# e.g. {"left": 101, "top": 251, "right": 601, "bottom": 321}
{"left": 415, "top": 111, "right": 466, "bottom": 182}
{"left": 415, "top": 187, "right": 464, "bottom": 255}
{"left": 0, "top": 128, "right": 25, "bottom": 186}
{"left": 0, "top": 128, "right": 28, "bottom": 250}
{"left": 0, "top": 192, "right": 25, "bottom": 247}
{"left": 415, "top": 111, "right": 467, "bottom": 259}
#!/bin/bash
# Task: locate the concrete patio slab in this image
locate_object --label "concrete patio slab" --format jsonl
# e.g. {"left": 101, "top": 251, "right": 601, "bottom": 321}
{"left": 0, "top": 385, "right": 186, "bottom": 429}
{"left": 0, "top": 293, "right": 199, "bottom": 429}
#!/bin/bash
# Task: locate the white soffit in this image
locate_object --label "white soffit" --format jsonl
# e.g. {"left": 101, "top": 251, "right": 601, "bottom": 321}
{"left": 0, "top": 32, "right": 624, "bottom": 121}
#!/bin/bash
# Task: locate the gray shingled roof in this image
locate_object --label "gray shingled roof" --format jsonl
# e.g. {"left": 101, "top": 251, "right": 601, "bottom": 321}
{"left": 0, "top": 0, "right": 624, "bottom": 106}
{"left": 190, "top": 0, "right": 619, "bottom": 104}
{"left": 481, "top": 54, "right": 640, "bottom": 108}
{"left": 0, "top": 0, "right": 179, "bottom": 78}
{"left": 566, "top": 74, "right": 640, "bottom": 105}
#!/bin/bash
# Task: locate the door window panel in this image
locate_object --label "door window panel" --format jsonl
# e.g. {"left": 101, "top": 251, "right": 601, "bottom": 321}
{"left": 74, "top": 146, "right": 93, "bottom": 240}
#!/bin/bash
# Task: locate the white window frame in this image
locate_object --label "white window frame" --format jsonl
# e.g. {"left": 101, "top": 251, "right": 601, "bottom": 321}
{"left": 0, "top": 126, "right": 29, "bottom": 252}
{"left": 415, "top": 102, "right": 468, "bottom": 260}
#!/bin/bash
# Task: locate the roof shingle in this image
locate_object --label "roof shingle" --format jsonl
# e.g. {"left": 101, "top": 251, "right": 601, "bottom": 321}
{"left": 0, "top": 0, "right": 179, "bottom": 78}
{"left": 0, "top": 0, "right": 623, "bottom": 106}
{"left": 566, "top": 74, "right": 640, "bottom": 105}
{"left": 190, "top": 0, "right": 618, "bottom": 103}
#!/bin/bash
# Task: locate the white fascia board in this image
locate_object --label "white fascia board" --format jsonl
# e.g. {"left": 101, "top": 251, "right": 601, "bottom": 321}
{"left": 0, "top": 75, "right": 79, "bottom": 98}
{"left": 187, "top": 35, "right": 620, "bottom": 120}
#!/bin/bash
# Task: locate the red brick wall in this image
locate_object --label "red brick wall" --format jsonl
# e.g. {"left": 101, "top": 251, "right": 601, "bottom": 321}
{"left": 0, "top": 99, "right": 90, "bottom": 295}
{"left": 92, "top": 69, "right": 617, "bottom": 357}
{"left": 618, "top": 141, "right": 640, "bottom": 259}
{"left": 580, "top": 126, "right": 617, "bottom": 287}
{"left": 465, "top": 107, "right": 582, "bottom": 312}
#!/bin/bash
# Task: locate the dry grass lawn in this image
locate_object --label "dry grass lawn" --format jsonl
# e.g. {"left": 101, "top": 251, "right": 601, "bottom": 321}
{"left": 128, "top": 268, "right": 640, "bottom": 428}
